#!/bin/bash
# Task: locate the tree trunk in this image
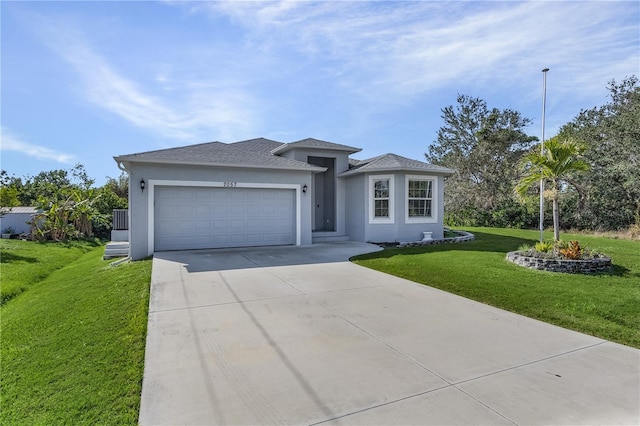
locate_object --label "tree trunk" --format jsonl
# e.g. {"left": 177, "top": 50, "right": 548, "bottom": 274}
{"left": 553, "top": 195, "right": 560, "bottom": 241}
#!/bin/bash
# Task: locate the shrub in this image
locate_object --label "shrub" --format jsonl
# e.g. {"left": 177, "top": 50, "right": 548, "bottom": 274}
{"left": 518, "top": 243, "right": 533, "bottom": 252}
{"left": 535, "top": 241, "right": 554, "bottom": 253}
{"left": 558, "top": 240, "right": 583, "bottom": 260}
{"left": 515, "top": 239, "right": 602, "bottom": 261}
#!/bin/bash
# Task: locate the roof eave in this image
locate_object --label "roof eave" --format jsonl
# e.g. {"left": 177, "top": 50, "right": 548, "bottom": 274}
{"left": 338, "top": 167, "right": 455, "bottom": 177}
{"left": 113, "top": 157, "right": 327, "bottom": 173}
{"left": 270, "top": 144, "right": 362, "bottom": 155}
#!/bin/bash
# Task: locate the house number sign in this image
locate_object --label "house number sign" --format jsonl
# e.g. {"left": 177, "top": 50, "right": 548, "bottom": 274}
{"left": 223, "top": 182, "right": 238, "bottom": 187}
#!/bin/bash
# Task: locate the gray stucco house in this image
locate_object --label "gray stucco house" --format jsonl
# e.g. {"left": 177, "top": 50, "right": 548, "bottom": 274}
{"left": 114, "top": 138, "right": 454, "bottom": 260}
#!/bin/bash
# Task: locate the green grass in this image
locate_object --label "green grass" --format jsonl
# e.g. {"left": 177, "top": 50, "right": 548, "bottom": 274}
{"left": 353, "top": 227, "right": 640, "bottom": 348}
{"left": 0, "top": 239, "right": 102, "bottom": 304}
{"left": 1, "top": 240, "right": 152, "bottom": 425}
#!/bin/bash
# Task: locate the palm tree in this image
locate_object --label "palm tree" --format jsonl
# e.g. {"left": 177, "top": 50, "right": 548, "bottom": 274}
{"left": 515, "top": 136, "right": 590, "bottom": 241}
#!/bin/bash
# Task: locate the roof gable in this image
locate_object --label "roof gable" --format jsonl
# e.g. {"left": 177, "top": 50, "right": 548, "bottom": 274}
{"left": 339, "top": 153, "right": 454, "bottom": 176}
{"left": 271, "top": 138, "right": 361, "bottom": 155}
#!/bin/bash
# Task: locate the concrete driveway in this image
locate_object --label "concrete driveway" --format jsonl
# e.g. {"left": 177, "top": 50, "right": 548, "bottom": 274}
{"left": 140, "top": 242, "right": 639, "bottom": 425}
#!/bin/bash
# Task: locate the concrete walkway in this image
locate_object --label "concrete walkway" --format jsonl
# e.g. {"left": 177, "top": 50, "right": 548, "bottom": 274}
{"left": 140, "top": 242, "right": 639, "bottom": 425}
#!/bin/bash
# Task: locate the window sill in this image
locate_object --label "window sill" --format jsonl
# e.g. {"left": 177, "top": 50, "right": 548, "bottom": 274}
{"left": 369, "top": 218, "right": 394, "bottom": 224}
{"left": 405, "top": 217, "right": 437, "bottom": 224}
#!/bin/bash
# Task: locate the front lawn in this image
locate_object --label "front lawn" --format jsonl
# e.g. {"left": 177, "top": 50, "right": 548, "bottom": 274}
{"left": 1, "top": 240, "right": 152, "bottom": 425}
{"left": 352, "top": 227, "right": 640, "bottom": 348}
{"left": 0, "top": 239, "right": 103, "bottom": 305}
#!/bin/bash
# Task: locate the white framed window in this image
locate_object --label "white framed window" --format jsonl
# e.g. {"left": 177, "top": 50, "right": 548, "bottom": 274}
{"left": 405, "top": 175, "right": 437, "bottom": 223}
{"left": 369, "top": 175, "right": 394, "bottom": 224}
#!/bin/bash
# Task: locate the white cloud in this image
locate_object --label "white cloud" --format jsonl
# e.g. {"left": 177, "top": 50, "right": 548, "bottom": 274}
{"left": 16, "top": 0, "right": 637, "bottom": 151}
{"left": 0, "top": 127, "right": 76, "bottom": 164}
{"left": 196, "top": 1, "right": 639, "bottom": 104}
{"left": 31, "top": 19, "right": 260, "bottom": 143}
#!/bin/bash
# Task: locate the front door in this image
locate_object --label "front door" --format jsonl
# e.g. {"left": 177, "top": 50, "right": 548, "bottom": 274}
{"left": 308, "top": 156, "right": 336, "bottom": 232}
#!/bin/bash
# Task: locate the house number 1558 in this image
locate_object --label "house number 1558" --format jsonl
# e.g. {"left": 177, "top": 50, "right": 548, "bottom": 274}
{"left": 223, "top": 182, "right": 237, "bottom": 187}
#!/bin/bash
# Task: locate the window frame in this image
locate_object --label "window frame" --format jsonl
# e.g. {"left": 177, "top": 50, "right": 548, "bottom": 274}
{"left": 405, "top": 175, "right": 437, "bottom": 224}
{"left": 368, "top": 175, "right": 395, "bottom": 224}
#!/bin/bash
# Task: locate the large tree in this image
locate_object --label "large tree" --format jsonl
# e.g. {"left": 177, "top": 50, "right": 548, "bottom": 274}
{"left": 559, "top": 76, "right": 640, "bottom": 230}
{"left": 515, "top": 136, "right": 590, "bottom": 241}
{"left": 426, "top": 95, "right": 538, "bottom": 227}
{"left": 104, "top": 172, "right": 129, "bottom": 199}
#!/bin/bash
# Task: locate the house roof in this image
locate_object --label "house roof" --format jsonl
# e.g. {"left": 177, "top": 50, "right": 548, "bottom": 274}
{"left": 339, "top": 153, "right": 455, "bottom": 177}
{"left": 115, "top": 138, "right": 326, "bottom": 172}
{"left": 1, "top": 206, "right": 39, "bottom": 214}
{"left": 270, "top": 138, "right": 361, "bottom": 155}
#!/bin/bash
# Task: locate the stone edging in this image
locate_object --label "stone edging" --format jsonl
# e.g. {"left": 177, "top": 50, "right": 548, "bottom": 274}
{"left": 506, "top": 251, "right": 612, "bottom": 274}
{"left": 395, "top": 230, "right": 475, "bottom": 248}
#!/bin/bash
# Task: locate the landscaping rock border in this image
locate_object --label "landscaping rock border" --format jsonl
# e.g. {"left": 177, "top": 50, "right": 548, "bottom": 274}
{"left": 376, "top": 230, "right": 475, "bottom": 248}
{"left": 506, "top": 251, "right": 612, "bottom": 274}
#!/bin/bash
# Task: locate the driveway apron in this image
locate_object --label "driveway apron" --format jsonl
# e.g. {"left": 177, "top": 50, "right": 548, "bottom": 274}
{"left": 139, "top": 242, "right": 639, "bottom": 425}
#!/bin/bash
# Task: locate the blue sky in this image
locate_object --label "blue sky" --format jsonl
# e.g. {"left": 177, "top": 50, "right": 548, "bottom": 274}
{"left": 1, "top": 1, "right": 638, "bottom": 186}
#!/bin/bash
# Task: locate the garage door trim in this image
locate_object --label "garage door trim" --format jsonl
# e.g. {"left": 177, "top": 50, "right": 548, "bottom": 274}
{"left": 147, "top": 179, "right": 302, "bottom": 255}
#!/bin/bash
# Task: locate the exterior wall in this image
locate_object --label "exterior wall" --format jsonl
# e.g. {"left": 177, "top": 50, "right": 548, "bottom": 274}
{"left": 346, "top": 172, "right": 447, "bottom": 243}
{"left": 125, "top": 162, "right": 314, "bottom": 260}
{"left": 0, "top": 212, "right": 35, "bottom": 234}
{"left": 280, "top": 149, "right": 350, "bottom": 173}
{"left": 343, "top": 174, "right": 366, "bottom": 242}
{"left": 281, "top": 148, "right": 350, "bottom": 236}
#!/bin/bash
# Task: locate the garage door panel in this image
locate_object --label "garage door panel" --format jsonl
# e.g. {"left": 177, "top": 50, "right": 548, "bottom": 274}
{"left": 246, "top": 219, "right": 260, "bottom": 228}
{"left": 213, "top": 205, "right": 228, "bottom": 214}
{"left": 155, "top": 186, "right": 295, "bottom": 251}
{"left": 176, "top": 205, "right": 193, "bottom": 216}
{"left": 246, "top": 233, "right": 263, "bottom": 243}
{"left": 277, "top": 218, "right": 293, "bottom": 227}
{"left": 156, "top": 188, "right": 176, "bottom": 199}
{"left": 176, "top": 189, "right": 195, "bottom": 200}
{"left": 195, "top": 220, "right": 211, "bottom": 230}
{"left": 156, "top": 220, "right": 178, "bottom": 234}
{"left": 230, "top": 220, "right": 244, "bottom": 228}
{"left": 178, "top": 220, "right": 195, "bottom": 230}
{"left": 246, "top": 204, "right": 261, "bottom": 214}
{"left": 194, "top": 235, "right": 212, "bottom": 245}
{"left": 194, "top": 188, "right": 211, "bottom": 199}
{"left": 230, "top": 205, "right": 245, "bottom": 214}
{"left": 195, "top": 205, "right": 211, "bottom": 214}
{"left": 156, "top": 204, "right": 175, "bottom": 215}
{"left": 214, "top": 220, "right": 228, "bottom": 228}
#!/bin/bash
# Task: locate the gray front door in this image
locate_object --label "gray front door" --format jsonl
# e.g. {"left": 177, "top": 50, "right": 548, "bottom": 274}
{"left": 308, "top": 156, "right": 336, "bottom": 231}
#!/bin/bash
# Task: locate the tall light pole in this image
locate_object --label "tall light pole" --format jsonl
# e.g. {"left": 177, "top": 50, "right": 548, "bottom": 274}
{"left": 539, "top": 68, "right": 549, "bottom": 242}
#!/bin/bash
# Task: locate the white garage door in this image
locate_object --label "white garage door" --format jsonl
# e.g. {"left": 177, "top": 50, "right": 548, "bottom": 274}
{"left": 154, "top": 186, "right": 295, "bottom": 251}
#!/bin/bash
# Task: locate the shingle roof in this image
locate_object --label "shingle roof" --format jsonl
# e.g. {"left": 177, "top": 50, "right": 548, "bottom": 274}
{"left": 339, "top": 153, "right": 454, "bottom": 177}
{"left": 115, "top": 138, "right": 326, "bottom": 172}
{"left": 270, "top": 138, "right": 361, "bottom": 155}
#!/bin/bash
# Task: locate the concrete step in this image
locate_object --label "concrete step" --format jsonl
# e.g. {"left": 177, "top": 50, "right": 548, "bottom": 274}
{"left": 312, "top": 234, "right": 351, "bottom": 243}
{"left": 104, "top": 242, "right": 130, "bottom": 260}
